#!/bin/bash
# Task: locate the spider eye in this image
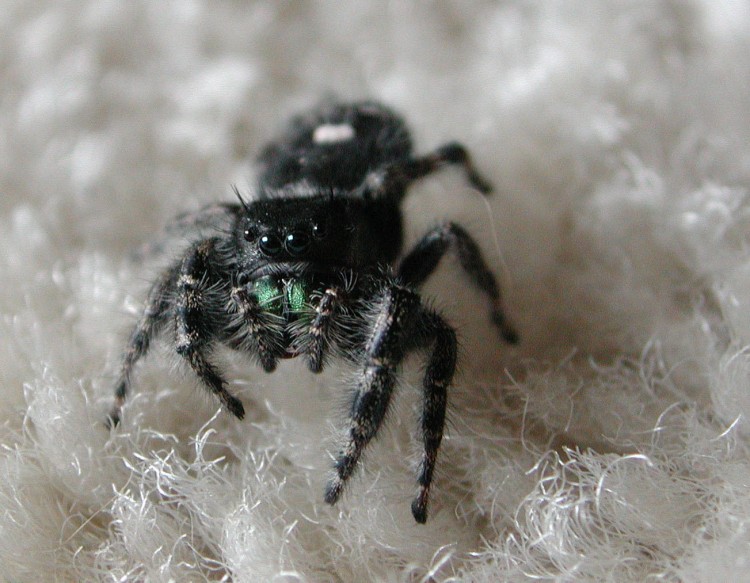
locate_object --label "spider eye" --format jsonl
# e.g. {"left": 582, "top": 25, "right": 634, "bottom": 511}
{"left": 285, "top": 230, "right": 311, "bottom": 256}
{"left": 243, "top": 225, "right": 259, "bottom": 242}
{"left": 311, "top": 221, "right": 328, "bottom": 239}
{"left": 258, "top": 233, "right": 283, "bottom": 256}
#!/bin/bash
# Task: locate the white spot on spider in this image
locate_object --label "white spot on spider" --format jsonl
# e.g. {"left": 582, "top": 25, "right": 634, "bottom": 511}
{"left": 312, "top": 123, "right": 355, "bottom": 144}
{"left": 365, "top": 170, "right": 385, "bottom": 191}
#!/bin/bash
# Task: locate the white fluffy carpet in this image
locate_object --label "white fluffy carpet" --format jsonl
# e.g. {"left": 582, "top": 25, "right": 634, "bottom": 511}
{"left": 3, "top": 1, "right": 750, "bottom": 581}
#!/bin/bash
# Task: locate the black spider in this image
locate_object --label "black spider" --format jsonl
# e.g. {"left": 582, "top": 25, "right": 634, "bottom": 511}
{"left": 109, "top": 100, "right": 518, "bottom": 523}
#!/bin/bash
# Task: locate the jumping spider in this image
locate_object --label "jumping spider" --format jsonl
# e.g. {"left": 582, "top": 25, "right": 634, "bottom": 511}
{"left": 110, "top": 100, "right": 518, "bottom": 523}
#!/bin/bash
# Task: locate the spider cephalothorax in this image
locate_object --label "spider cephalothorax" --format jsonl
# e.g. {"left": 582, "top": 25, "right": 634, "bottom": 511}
{"left": 110, "top": 100, "right": 518, "bottom": 523}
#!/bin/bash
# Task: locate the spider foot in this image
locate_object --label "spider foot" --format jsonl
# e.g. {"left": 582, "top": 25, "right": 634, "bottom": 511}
{"left": 105, "top": 410, "right": 121, "bottom": 430}
{"left": 492, "top": 309, "right": 520, "bottom": 345}
{"left": 324, "top": 477, "right": 344, "bottom": 505}
{"left": 224, "top": 395, "right": 246, "bottom": 420}
{"left": 411, "top": 488, "right": 430, "bottom": 524}
{"left": 105, "top": 394, "right": 125, "bottom": 429}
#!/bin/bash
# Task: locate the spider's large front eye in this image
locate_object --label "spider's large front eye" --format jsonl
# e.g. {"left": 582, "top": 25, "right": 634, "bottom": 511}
{"left": 258, "top": 233, "right": 283, "bottom": 256}
{"left": 285, "top": 230, "right": 311, "bottom": 256}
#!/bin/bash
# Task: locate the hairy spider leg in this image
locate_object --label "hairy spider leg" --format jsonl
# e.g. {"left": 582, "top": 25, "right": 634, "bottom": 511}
{"left": 174, "top": 238, "right": 245, "bottom": 419}
{"left": 412, "top": 311, "right": 456, "bottom": 524}
{"left": 227, "top": 284, "right": 284, "bottom": 373}
{"left": 398, "top": 222, "right": 519, "bottom": 344}
{"left": 324, "top": 286, "right": 414, "bottom": 508}
{"left": 109, "top": 264, "right": 179, "bottom": 426}
{"left": 325, "top": 284, "right": 455, "bottom": 522}
{"left": 305, "top": 286, "right": 343, "bottom": 373}
{"left": 375, "top": 141, "right": 493, "bottom": 199}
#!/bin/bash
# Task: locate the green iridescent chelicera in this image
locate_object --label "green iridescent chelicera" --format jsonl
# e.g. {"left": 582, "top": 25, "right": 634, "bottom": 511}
{"left": 251, "top": 276, "right": 309, "bottom": 314}
{"left": 286, "top": 278, "right": 308, "bottom": 313}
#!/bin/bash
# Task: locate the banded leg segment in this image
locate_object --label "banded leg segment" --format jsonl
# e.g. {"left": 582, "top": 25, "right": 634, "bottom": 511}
{"left": 306, "top": 287, "right": 343, "bottom": 373}
{"left": 324, "top": 286, "right": 418, "bottom": 507}
{"left": 324, "top": 285, "right": 458, "bottom": 523}
{"left": 109, "top": 264, "right": 178, "bottom": 426}
{"left": 227, "top": 285, "right": 283, "bottom": 373}
{"left": 174, "top": 238, "right": 245, "bottom": 419}
{"left": 398, "top": 222, "right": 519, "bottom": 344}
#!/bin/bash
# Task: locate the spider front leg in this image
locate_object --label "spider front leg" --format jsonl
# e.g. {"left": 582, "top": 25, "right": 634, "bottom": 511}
{"left": 174, "top": 238, "right": 245, "bottom": 419}
{"left": 324, "top": 284, "right": 455, "bottom": 523}
{"left": 108, "top": 263, "right": 179, "bottom": 426}
{"left": 305, "top": 286, "right": 344, "bottom": 373}
{"left": 398, "top": 222, "right": 519, "bottom": 344}
{"left": 412, "top": 311, "right": 457, "bottom": 523}
{"left": 226, "top": 282, "right": 284, "bottom": 373}
{"left": 324, "top": 286, "right": 414, "bottom": 510}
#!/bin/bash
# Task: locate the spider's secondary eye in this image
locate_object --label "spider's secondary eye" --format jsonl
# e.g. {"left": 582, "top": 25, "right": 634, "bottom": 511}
{"left": 258, "top": 233, "right": 283, "bottom": 256}
{"left": 311, "top": 221, "right": 328, "bottom": 239}
{"left": 285, "top": 230, "right": 311, "bottom": 256}
{"left": 243, "top": 225, "right": 260, "bottom": 241}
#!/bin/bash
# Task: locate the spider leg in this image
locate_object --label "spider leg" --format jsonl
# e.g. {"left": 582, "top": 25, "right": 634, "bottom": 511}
{"left": 372, "top": 141, "right": 493, "bottom": 198}
{"left": 398, "top": 222, "right": 519, "bottom": 344}
{"left": 226, "top": 284, "right": 283, "bottom": 373}
{"left": 174, "top": 238, "right": 245, "bottom": 419}
{"left": 306, "top": 286, "right": 343, "bottom": 373}
{"left": 324, "top": 285, "right": 418, "bottom": 508}
{"left": 108, "top": 264, "right": 179, "bottom": 426}
{"left": 409, "top": 142, "right": 493, "bottom": 194}
{"left": 411, "top": 310, "right": 456, "bottom": 524}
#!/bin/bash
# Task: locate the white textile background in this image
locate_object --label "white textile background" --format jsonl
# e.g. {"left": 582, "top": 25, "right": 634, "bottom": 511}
{"left": 2, "top": 2, "right": 750, "bottom": 581}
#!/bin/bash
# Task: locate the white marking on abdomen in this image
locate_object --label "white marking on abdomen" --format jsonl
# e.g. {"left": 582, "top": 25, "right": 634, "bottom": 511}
{"left": 313, "top": 123, "right": 355, "bottom": 144}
